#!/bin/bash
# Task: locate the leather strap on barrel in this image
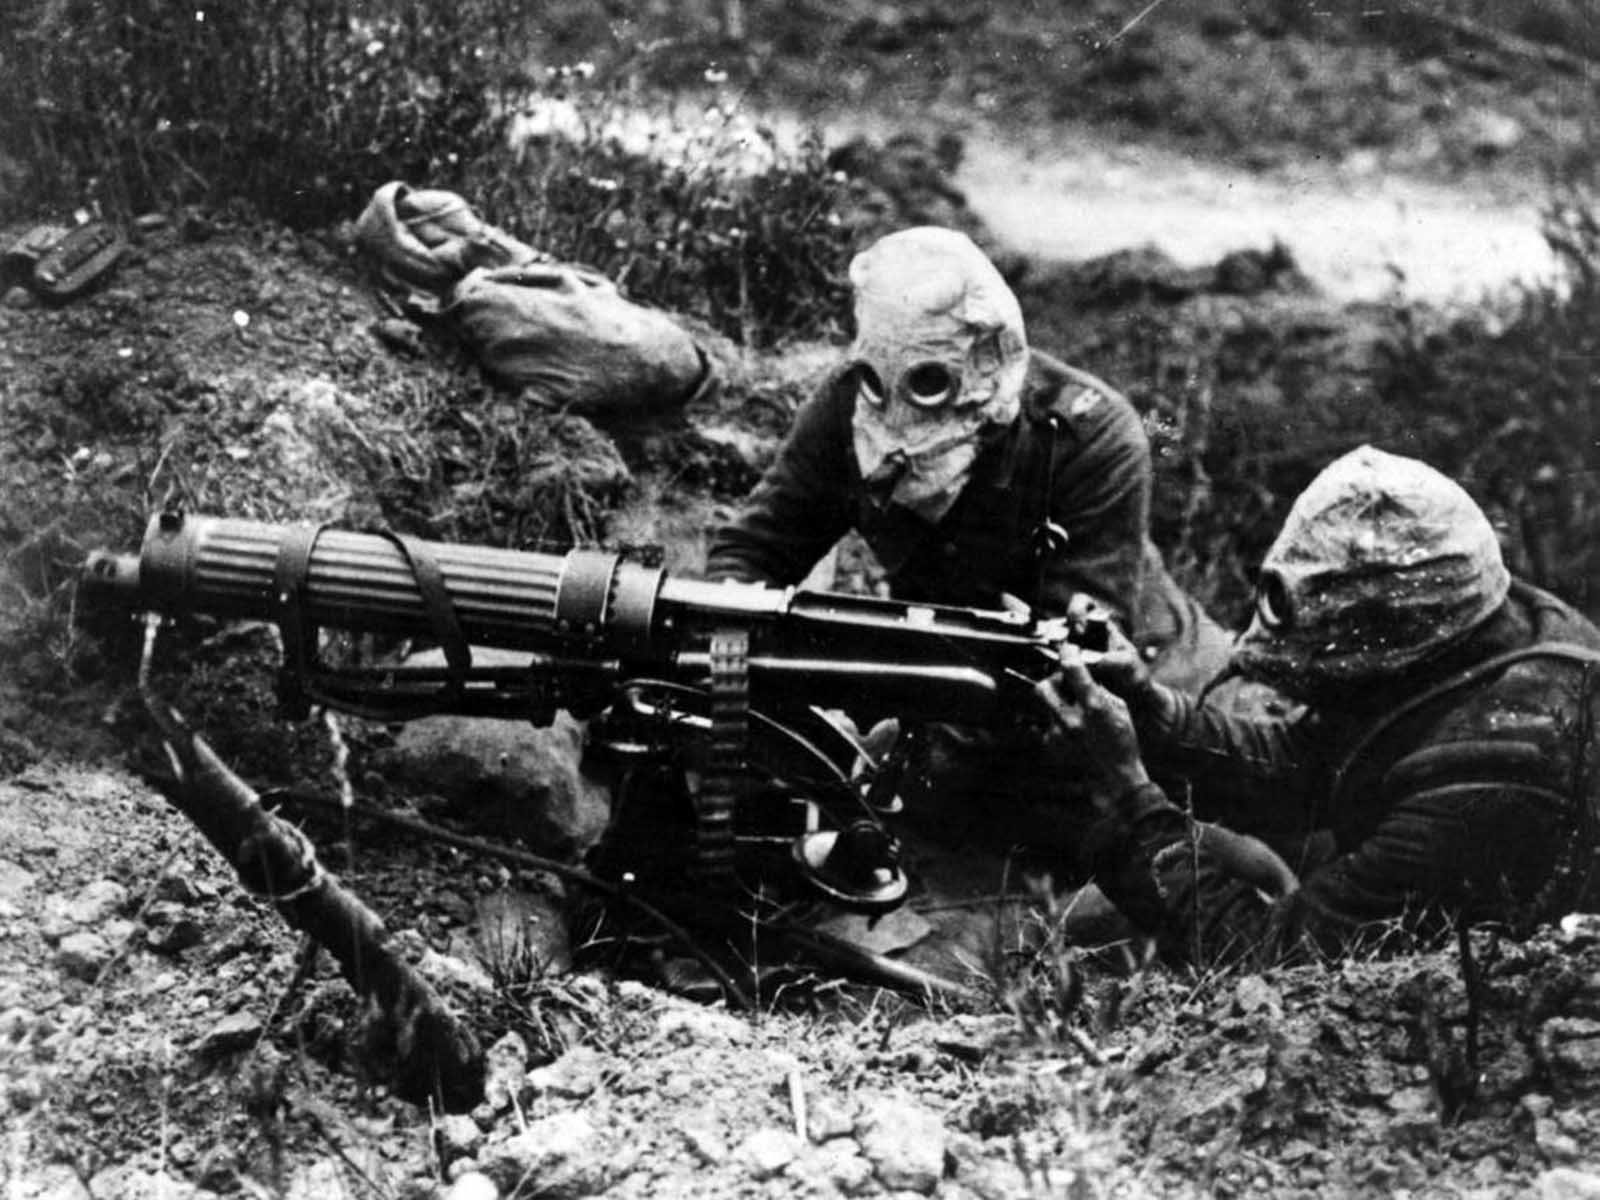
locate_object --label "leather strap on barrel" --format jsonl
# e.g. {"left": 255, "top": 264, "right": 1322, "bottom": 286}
{"left": 273, "top": 523, "right": 474, "bottom": 717}
{"left": 273, "top": 523, "right": 325, "bottom": 719}
{"left": 364, "top": 528, "right": 473, "bottom": 705}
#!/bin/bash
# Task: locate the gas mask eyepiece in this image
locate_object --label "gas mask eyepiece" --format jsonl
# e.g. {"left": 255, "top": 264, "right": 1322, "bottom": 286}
{"left": 857, "top": 364, "right": 888, "bottom": 407}
{"left": 1253, "top": 569, "right": 1295, "bottom": 632}
{"left": 903, "top": 362, "right": 959, "bottom": 409}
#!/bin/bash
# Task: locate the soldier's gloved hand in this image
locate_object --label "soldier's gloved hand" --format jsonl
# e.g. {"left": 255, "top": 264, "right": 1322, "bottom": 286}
{"left": 1066, "top": 594, "right": 1162, "bottom": 715}
{"left": 1033, "top": 643, "right": 1151, "bottom": 813}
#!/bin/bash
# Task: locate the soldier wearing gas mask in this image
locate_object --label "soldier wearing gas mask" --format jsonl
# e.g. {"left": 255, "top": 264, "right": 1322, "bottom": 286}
{"left": 706, "top": 226, "right": 1227, "bottom": 861}
{"left": 1052, "top": 446, "right": 1600, "bottom": 961}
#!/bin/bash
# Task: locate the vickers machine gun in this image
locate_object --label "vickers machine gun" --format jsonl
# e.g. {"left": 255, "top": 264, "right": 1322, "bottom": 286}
{"left": 85, "top": 511, "right": 1104, "bottom": 1000}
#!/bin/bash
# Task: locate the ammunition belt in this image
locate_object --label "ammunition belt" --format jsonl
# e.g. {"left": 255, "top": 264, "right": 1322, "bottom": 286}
{"left": 695, "top": 627, "right": 749, "bottom": 883}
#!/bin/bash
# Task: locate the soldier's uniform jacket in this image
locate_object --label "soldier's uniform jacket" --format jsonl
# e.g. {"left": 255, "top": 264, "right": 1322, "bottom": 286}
{"left": 705, "top": 348, "right": 1186, "bottom": 649}
{"left": 1094, "top": 581, "right": 1600, "bottom": 962}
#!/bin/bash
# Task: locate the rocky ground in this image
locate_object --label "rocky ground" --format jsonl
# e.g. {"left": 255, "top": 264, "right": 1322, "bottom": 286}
{"left": 5, "top": 750, "right": 1600, "bottom": 1199}
{"left": 6, "top": 5, "right": 1600, "bottom": 1197}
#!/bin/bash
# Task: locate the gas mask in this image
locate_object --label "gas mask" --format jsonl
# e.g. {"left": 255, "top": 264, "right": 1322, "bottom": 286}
{"left": 847, "top": 228, "right": 1028, "bottom": 523}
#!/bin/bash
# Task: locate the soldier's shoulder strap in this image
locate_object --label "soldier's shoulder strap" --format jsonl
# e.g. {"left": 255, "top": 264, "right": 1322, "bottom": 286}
{"left": 1025, "top": 360, "right": 1127, "bottom": 430}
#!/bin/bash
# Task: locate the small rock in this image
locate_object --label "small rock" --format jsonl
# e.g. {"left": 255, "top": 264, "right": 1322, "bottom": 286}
{"left": 808, "top": 1095, "right": 858, "bottom": 1143}
{"left": 1538, "top": 1167, "right": 1600, "bottom": 1199}
{"left": 481, "top": 1031, "right": 529, "bottom": 1112}
{"left": 377, "top": 687, "right": 610, "bottom": 856}
{"left": 193, "top": 1145, "right": 242, "bottom": 1191}
{"left": 1536, "top": 1118, "right": 1582, "bottom": 1164}
{"left": 735, "top": 1129, "right": 801, "bottom": 1181}
{"left": 56, "top": 932, "right": 113, "bottom": 981}
{"left": 154, "top": 869, "right": 204, "bottom": 905}
{"left": 1463, "top": 108, "right": 1524, "bottom": 157}
{"left": 678, "top": 1122, "right": 727, "bottom": 1165}
{"left": 1358, "top": 1059, "right": 1396, "bottom": 1100}
{"left": 3, "top": 285, "right": 35, "bottom": 309}
{"left": 659, "top": 1070, "right": 692, "bottom": 1100}
{"left": 1558, "top": 913, "right": 1600, "bottom": 949}
{"left": 1233, "top": 975, "right": 1282, "bottom": 1018}
{"left": 1388, "top": 1109, "right": 1439, "bottom": 1151}
{"left": 1482, "top": 1035, "right": 1537, "bottom": 1099}
{"left": 86, "top": 1165, "right": 206, "bottom": 1199}
{"left": 655, "top": 1003, "right": 750, "bottom": 1046}
{"left": 437, "top": 1114, "right": 485, "bottom": 1163}
{"left": 443, "top": 1171, "right": 499, "bottom": 1200}
{"left": 144, "top": 901, "right": 205, "bottom": 954}
{"left": 416, "top": 947, "right": 495, "bottom": 997}
{"left": 479, "top": 1112, "right": 609, "bottom": 1199}
{"left": 526, "top": 1045, "right": 604, "bottom": 1100}
{"left": 0, "top": 859, "right": 36, "bottom": 900}
{"left": 194, "top": 1010, "right": 264, "bottom": 1058}
{"left": 0, "top": 1006, "right": 33, "bottom": 1042}
{"left": 816, "top": 1141, "right": 876, "bottom": 1196}
{"left": 9, "top": 1073, "right": 44, "bottom": 1113}
{"left": 1386, "top": 1085, "right": 1434, "bottom": 1117}
{"left": 444, "top": 1158, "right": 483, "bottom": 1184}
{"left": 11, "top": 1163, "right": 91, "bottom": 1200}
{"left": 67, "top": 879, "right": 128, "bottom": 925}
{"left": 1539, "top": 1017, "right": 1600, "bottom": 1096}
{"left": 285, "top": 1157, "right": 360, "bottom": 1200}
{"left": 954, "top": 1153, "right": 1031, "bottom": 1200}
{"left": 372, "top": 318, "right": 427, "bottom": 357}
{"left": 857, "top": 1096, "right": 947, "bottom": 1194}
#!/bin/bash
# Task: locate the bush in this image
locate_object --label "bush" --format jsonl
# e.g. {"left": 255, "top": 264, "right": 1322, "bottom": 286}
{"left": 1, "top": 0, "right": 527, "bottom": 227}
{"left": 1368, "top": 197, "right": 1600, "bottom": 616}
{"left": 1082, "top": 195, "right": 1600, "bottom": 627}
{"left": 469, "top": 85, "right": 854, "bottom": 347}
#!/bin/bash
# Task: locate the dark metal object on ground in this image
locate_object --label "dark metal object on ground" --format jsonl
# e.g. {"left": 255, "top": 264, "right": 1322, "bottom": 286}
{"left": 1, "top": 224, "right": 70, "bottom": 289}
{"left": 29, "top": 221, "right": 127, "bottom": 300}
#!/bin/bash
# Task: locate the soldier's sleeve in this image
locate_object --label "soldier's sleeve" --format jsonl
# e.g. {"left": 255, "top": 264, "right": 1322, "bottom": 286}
{"left": 1090, "top": 780, "right": 1565, "bottom": 966}
{"left": 1135, "top": 687, "right": 1330, "bottom": 827}
{"left": 703, "top": 384, "right": 856, "bottom": 585}
{"left": 1037, "top": 384, "right": 1151, "bottom": 626}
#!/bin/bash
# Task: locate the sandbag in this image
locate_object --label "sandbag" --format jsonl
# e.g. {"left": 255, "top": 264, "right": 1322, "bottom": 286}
{"left": 445, "top": 263, "right": 710, "bottom": 417}
{"left": 355, "top": 182, "right": 713, "bottom": 419}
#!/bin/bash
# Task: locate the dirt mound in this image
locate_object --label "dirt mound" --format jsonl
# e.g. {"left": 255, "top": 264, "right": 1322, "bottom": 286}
{"left": 5, "top": 757, "right": 1599, "bottom": 1197}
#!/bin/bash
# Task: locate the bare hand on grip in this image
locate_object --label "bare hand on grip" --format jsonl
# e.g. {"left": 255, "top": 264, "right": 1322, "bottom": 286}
{"left": 1032, "top": 643, "right": 1151, "bottom": 811}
